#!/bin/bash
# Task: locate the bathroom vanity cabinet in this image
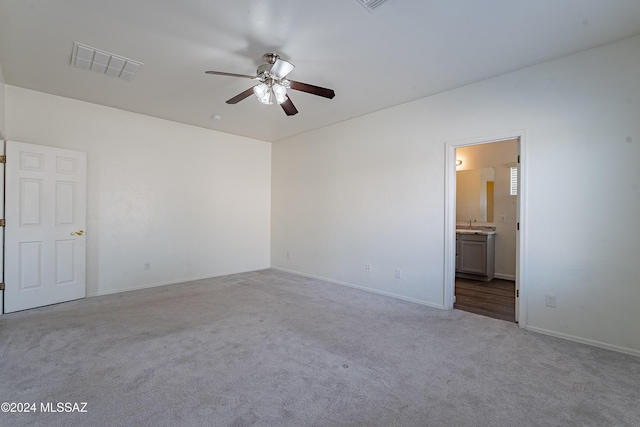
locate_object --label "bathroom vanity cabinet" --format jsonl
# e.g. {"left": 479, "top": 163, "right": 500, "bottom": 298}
{"left": 456, "top": 232, "right": 495, "bottom": 281}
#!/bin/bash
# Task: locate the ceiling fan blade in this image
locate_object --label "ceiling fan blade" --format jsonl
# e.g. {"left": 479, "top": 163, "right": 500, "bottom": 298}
{"left": 280, "top": 96, "right": 298, "bottom": 116}
{"left": 226, "top": 87, "right": 256, "bottom": 104}
{"left": 270, "top": 59, "right": 295, "bottom": 78}
{"left": 205, "top": 70, "right": 256, "bottom": 79}
{"left": 289, "top": 81, "right": 335, "bottom": 99}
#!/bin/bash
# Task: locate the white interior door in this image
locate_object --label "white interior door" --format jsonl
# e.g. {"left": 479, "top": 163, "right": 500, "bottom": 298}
{"left": 4, "top": 141, "right": 87, "bottom": 313}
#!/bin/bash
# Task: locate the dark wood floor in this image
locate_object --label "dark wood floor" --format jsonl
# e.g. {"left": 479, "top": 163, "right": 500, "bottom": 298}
{"left": 454, "top": 277, "right": 516, "bottom": 322}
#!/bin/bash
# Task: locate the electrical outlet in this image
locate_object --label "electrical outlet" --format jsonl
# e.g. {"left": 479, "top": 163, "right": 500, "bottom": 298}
{"left": 286, "top": 252, "right": 290, "bottom": 259}
{"left": 144, "top": 263, "right": 151, "bottom": 271}
{"left": 395, "top": 269, "right": 402, "bottom": 279}
{"left": 365, "top": 264, "right": 371, "bottom": 273}
{"left": 545, "top": 294, "right": 556, "bottom": 308}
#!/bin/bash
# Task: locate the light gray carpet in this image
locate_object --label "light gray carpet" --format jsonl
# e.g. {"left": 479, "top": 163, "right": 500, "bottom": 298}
{"left": 1, "top": 269, "right": 639, "bottom": 427}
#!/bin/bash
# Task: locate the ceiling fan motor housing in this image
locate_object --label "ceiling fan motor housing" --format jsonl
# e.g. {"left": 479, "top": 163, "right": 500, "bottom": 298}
{"left": 263, "top": 53, "right": 279, "bottom": 64}
{"left": 256, "top": 63, "right": 272, "bottom": 76}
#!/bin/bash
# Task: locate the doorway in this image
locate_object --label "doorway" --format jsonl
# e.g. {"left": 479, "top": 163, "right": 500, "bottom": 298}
{"left": 444, "top": 131, "right": 526, "bottom": 326}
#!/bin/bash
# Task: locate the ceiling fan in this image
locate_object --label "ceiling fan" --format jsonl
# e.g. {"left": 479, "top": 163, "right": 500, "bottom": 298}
{"left": 205, "top": 53, "right": 335, "bottom": 116}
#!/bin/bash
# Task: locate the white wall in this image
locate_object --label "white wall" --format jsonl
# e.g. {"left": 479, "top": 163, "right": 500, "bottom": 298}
{"left": 272, "top": 35, "right": 640, "bottom": 354}
{"left": 5, "top": 86, "right": 271, "bottom": 297}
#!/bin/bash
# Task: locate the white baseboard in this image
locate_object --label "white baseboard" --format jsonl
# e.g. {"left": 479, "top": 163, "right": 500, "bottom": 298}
{"left": 525, "top": 325, "right": 640, "bottom": 358}
{"left": 494, "top": 273, "right": 515, "bottom": 281}
{"left": 271, "top": 266, "right": 445, "bottom": 310}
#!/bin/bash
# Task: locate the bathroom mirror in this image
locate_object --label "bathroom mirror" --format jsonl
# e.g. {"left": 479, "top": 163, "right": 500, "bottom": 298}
{"left": 456, "top": 167, "right": 494, "bottom": 223}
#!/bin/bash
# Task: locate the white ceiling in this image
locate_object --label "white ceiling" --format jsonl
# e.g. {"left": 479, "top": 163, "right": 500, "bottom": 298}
{"left": 1, "top": 0, "right": 640, "bottom": 142}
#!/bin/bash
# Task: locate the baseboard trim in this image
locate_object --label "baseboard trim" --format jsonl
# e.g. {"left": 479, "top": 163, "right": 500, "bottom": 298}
{"left": 494, "top": 273, "right": 516, "bottom": 281}
{"left": 525, "top": 325, "right": 640, "bottom": 358}
{"left": 87, "top": 267, "right": 269, "bottom": 298}
{"left": 271, "top": 267, "right": 445, "bottom": 310}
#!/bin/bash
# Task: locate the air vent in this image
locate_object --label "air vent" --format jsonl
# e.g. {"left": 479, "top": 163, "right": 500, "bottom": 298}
{"left": 355, "top": 0, "right": 391, "bottom": 11}
{"left": 71, "top": 42, "right": 143, "bottom": 81}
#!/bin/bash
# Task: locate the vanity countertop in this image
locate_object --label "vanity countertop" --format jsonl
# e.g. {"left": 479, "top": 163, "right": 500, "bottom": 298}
{"left": 456, "top": 229, "right": 496, "bottom": 235}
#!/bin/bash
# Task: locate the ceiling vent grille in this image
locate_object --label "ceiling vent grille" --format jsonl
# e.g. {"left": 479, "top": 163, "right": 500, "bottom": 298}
{"left": 355, "top": 0, "right": 391, "bottom": 11}
{"left": 71, "top": 42, "right": 143, "bottom": 81}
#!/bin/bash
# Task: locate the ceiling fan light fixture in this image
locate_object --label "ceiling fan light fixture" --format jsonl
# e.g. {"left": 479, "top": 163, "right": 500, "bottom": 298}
{"left": 270, "top": 58, "right": 295, "bottom": 79}
{"left": 253, "top": 83, "right": 272, "bottom": 104}
{"left": 272, "top": 83, "right": 288, "bottom": 104}
{"left": 253, "top": 82, "right": 288, "bottom": 105}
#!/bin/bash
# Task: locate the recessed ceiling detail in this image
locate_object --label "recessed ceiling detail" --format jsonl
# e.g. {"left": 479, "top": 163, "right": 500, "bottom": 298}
{"left": 355, "top": 0, "right": 391, "bottom": 11}
{"left": 71, "top": 42, "right": 143, "bottom": 81}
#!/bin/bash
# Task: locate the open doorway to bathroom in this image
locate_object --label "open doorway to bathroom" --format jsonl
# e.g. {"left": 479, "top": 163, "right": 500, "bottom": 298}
{"left": 454, "top": 139, "right": 518, "bottom": 321}
{"left": 444, "top": 134, "right": 523, "bottom": 324}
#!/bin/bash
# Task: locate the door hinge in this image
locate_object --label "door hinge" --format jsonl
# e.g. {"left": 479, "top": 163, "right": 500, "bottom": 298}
{"left": 517, "top": 154, "right": 520, "bottom": 163}
{"left": 516, "top": 289, "right": 519, "bottom": 298}
{"left": 516, "top": 222, "right": 520, "bottom": 231}
{"left": 0, "top": 283, "right": 4, "bottom": 291}
{"left": 0, "top": 219, "right": 5, "bottom": 227}
{"left": 0, "top": 155, "right": 6, "bottom": 163}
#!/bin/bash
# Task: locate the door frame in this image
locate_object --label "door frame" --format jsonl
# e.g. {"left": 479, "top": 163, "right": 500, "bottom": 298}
{"left": 444, "top": 130, "right": 527, "bottom": 327}
{"left": 1, "top": 140, "right": 5, "bottom": 315}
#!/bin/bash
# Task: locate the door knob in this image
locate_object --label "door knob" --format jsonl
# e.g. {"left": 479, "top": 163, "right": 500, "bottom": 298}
{"left": 71, "top": 230, "right": 85, "bottom": 236}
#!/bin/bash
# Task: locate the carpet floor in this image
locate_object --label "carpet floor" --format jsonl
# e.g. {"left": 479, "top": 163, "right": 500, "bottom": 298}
{"left": 1, "top": 269, "right": 639, "bottom": 426}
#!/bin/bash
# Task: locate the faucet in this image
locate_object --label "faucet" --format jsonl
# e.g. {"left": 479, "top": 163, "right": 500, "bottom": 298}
{"left": 468, "top": 219, "right": 472, "bottom": 228}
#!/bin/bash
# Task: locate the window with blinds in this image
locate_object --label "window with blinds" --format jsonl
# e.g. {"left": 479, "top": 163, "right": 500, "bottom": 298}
{"left": 510, "top": 166, "right": 518, "bottom": 196}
